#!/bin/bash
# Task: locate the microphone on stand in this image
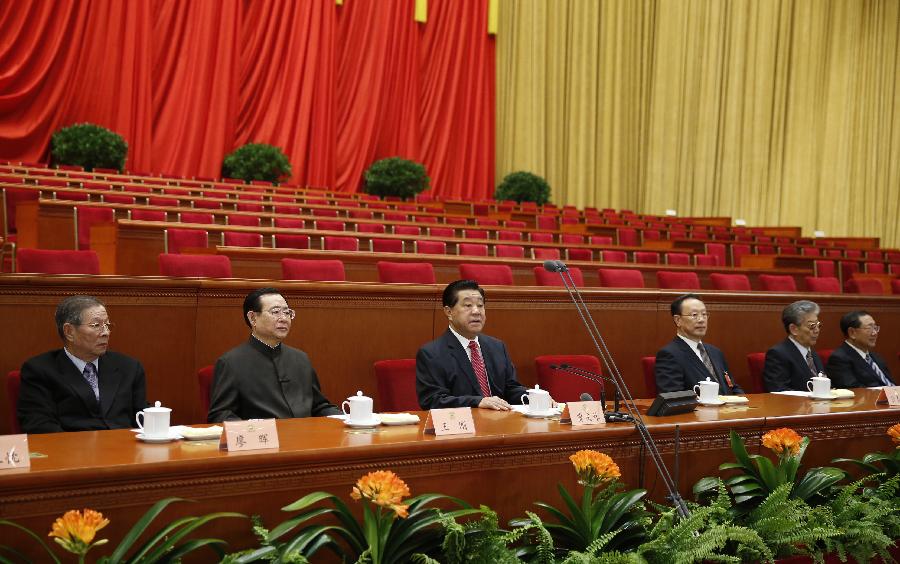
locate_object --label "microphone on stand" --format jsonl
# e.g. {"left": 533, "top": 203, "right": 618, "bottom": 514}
{"left": 553, "top": 363, "right": 632, "bottom": 423}
{"left": 550, "top": 362, "right": 606, "bottom": 410}
{"left": 579, "top": 393, "right": 594, "bottom": 402}
{"left": 544, "top": 260, "right": 691, "bottom": 519}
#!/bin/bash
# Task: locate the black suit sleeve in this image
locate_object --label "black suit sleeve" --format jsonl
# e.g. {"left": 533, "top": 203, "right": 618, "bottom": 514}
{"left": 208, "top": 356, "right": 240, "bottom": 422}
{"left": 654, "top": 347, "right": 687, "bottom": 393}
{"left": 493, "top": 340, "right": 527, "bottom": 405}
{"left": 308, "top": 367, "right": 340, "bottom": 417}
{"left": 415, "top": 346, "right": 482, "bottom": 410}
{"left": 18, "top": 358, "right": 64, "bottom": 434}
{"left": 762, "top": 347, "right": 792, "bottom": 392}
{"left": 131, "top": 362, "right": 148, "bottom": 415}
{"left": 825, "top": 351, "right": 859, "bottom": 388}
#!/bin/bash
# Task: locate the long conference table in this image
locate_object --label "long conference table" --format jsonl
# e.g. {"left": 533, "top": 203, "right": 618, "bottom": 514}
{"left": 1, "top": 390, "right": 898, "bottom": 559}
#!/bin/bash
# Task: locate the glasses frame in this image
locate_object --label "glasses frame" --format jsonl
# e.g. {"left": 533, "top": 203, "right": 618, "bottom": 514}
{"left": 264, "top": 307, "right": 296, "bottom": 320}
{"left": 82, "top": 321, "right": 115, "bottom": 332}
{"left": 677, "top": 312, "right": 709, "bottom": 321}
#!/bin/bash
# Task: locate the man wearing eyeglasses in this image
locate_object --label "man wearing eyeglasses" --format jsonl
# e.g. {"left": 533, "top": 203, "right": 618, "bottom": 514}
{"left": 208, "top": 287, "right": 340, "bottom": 422}
{"left": 762, "top": 300, "right": 826, "bottom": 392}
{"left": 654, "top": 294, "right": 744, "bottom": 396}
{"left": 17, "top": 295, "right": 148, "bottom": 433}
{"left": 826, "top": 311, "right": 894, "bottom": 389}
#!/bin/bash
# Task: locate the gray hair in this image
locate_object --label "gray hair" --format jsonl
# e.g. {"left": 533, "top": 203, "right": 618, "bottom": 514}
{"left": 55, "top": 295, "right": 105, "bottom": 340}
{"left": 781, "top": 300, "right": 819, "bottom": 333}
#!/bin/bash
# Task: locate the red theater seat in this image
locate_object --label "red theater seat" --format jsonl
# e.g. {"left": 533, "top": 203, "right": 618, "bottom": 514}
{"left": 17, "top": 248, "right": 100, "bottom": 274}
{"left": 164, "top": 228, "right": 208, "bottom": 254}
{"left": 281, "top": 258, "right": 346, "bottom": 281}
{"left": 178, "top": 212, "right": 215, "bottom": 224}
{"left": 533, "top": 266, "right": 583, "bottom": 287}
{"left": 459, "top": 264, "right": 514, "bottom": 285}
{"left": 597, "top": 268, "right": 644, "bottom": 288}
{"left": 634, "top": 251, "right": 660, "bottom": 264}
{"left": 376, "top": 261, "right": 435, "bottom": 284}
{"left": 223, "top": 231, "right": 263, "bottom": 247}
{"left": 813, "top": 260, "right": 836, "bottom": 278}
{"left": 495, "top": 245, "right": 525, "bottom": 259}
{"left": 656, "top": 271, "right": 701, "bottom": 290}
{"left": 130, "top": 209, "right": 166, "bottom": 222}
{"left": 665, "top": 253, "right": 691, "bottom": 265}
{"left": 804, "top": 276, "right": 841, "bottom": 293}
{"left": 534, "top": 355, "right": 603, "bottom": 403}
{"left": 314, "top": 220, "right": 345, "bottom": 232}
{"left": 357, "top": 223, "right": 386, "bottom": 234}
{"left": 458, "top": 243, "right": 489, "bottom": 257}
{"left": 530, "top": 232, "right": 554, "bottom": 243}
{"left": 532, "top": 247, "right": 561, "bottom": 260}
{"left": 845, "top": 278, "right": 885, "bottom": 295}
{"left": 414, "top": 240, "right": 446, "bottom": 254}
{"left": 370, "top": 238, "right": 404, "bottom": 253}
{"left": 566, "top": 248, "right": 592, "bottom": 261}
{"left": 159, "top": 254, "right": 232, "bottom": 278}
{"left": 374, "top": 359, "right": 419, "bottom": 412}
{"left": 746, "top": 352, "right": 766, "bottom": 393}
{"left": 273, "top": 233, "right": 310, "bottom": 250}
{"left": 709, "top": 273, "right": 751, "bottom": 291}
{"left": 641, "top": 357, "right": 657, "bottom": 398}
{"left": 600, "top": 250, "right": 627, "bottom": 263}
{"left": 75, "top": 206, "right": 114, "bottom": 250}
{"left": 227, "top": 215, "right": 260, "bottom": 227}
{"left": 323, "top": 236, "right": 359, "bottom": 252}
{"left": 759, "top": 274, "right": 797, "bottom": 292}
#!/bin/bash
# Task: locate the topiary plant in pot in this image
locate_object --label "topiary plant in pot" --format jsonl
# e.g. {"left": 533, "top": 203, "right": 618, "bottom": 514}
{"left": 495, "top": 171, "right": 551, "bottom": 205}
{"left": 221, "top": 143, "right": 292, "bottom": 183}
{"left": 363, "top": 157, "right": 430, "bottom": 200}
{"left": 50, "top": 123, "right": 128, "bottom": 172}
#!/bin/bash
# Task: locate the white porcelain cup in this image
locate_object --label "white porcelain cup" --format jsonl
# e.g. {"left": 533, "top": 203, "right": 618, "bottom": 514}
{"left": 693, "top": 378, "right": 719, "bottom": 403}
{"left": 342, "top": 391, "right": 374, "bottom": 423}
{"left": 136, "top": 401, "right": 171, "bottom": 439}
{"left": 807, "top": 375, "right": 831, "bottom": 398}
{"left": 520, "top": 385, "right": 551, "bottom": 413}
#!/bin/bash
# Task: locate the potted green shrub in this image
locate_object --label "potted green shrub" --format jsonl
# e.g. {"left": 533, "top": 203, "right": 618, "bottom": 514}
{"left": 363, "top": 157, "right": 430, "bottom": 200}
{"left": 50, "top": 123, "right": 128, "bottom": 172}
{"left": 221, "top": 143, "right": 292, "bottom": 183}
{"left": 495, "top": 171, "right": 551, "bottom": 205}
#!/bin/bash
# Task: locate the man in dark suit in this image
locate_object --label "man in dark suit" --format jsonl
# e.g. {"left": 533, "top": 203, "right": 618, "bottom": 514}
{"left": 654, "top": 293, "right": 744, "bottom": 396}
{"left": 417, "top": 280, "right": 532, "bottom": 410}
{"left": 18, "top": 295, "right": 147, "bottom": 433}
{"left": 763, "top": 300, "right": 825, "bottom": 392}
{"left": 208, "top": 287, "right": 340, "bottom": 422}
{"left": 826, "top": 310, "right": 894, "bottom": 388}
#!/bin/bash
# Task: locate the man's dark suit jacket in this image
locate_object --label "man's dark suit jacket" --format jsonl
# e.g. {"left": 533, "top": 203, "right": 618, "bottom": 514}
{"left": 416, "top": 329, "right": 527, "bottom": 409}
{"left": 18, "top": 349, "right": 147, "bottom": 434}
{"left": 208, "top": 337, "right": 340, "bottom": 422}
{"left": 654, "top": 337, "right": 743, "bottom": 395}
{"left": 826, "top": 342, "right": 894, "bottom": 389}
{"left": 762, "top": 338, "right": 825, "bottom": 392}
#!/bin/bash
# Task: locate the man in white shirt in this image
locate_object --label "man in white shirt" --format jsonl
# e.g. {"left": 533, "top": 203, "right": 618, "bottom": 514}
{"left": 762, "top": 300, "right": 826, "bottom": 392}
{"left": 826, "top": 310, "right": 894, "bottom": 388}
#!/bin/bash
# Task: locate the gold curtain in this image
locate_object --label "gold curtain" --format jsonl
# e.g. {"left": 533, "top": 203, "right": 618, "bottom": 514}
{"left": 496, "top": 0, "right": 900, "bottom": 248}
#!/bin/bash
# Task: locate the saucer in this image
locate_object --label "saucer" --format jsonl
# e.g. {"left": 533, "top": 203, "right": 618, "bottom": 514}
{"left": 697, "top": 399, "right": 725, "bottom": 406}
{"left": 136, "top": 433, "right": 180, "bottom": 443}
{"left": 809, "top": 394, "right": 836, "bottom": 401}
{"left": 522, "top": 409, "right": 559, "bottom": 418}
{"left": 344, "top": 416, "right": 381, "bottom": 429}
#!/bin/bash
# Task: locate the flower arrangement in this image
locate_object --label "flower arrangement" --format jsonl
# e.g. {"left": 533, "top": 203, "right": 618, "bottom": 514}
{"left": 49, "top": 509, "right": 109, "bottom": 561}
{"left": 888, "top": 423, "right": 900, "bottom": 448}
{"left": 511, "top": 450, "right": 648, "bottom": 559}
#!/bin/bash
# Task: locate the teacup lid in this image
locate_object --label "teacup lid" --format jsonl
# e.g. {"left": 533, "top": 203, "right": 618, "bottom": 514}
{"left": 348, "top": 390, "right": 370, "bottom": 401}
{"left": 701, "top": 377, "right": 716, "bottom": 384}
{"left": 528, "top": 384, "right": 549, "bottom": 395}
{"left": 145, "top": 400, "right": 171, "bottom": 412}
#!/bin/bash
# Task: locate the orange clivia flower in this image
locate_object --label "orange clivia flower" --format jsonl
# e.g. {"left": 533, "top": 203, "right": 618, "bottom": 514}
{"left": 569, "top": 450, "right": 621, "bottom": 487}
{"left": 48, "top": 509, "right": 109, "bottom": 555}
{"left": 888, "top": 423, "right": 900, "bottom": 448}
{"left": 351, "top": 470, "right": 411, "bottom": 518}
{"left": 761, "top": 428, "right": 804, "bottom": 457}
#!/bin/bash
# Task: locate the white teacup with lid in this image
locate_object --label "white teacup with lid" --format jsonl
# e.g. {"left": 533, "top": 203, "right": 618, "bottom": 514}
{"left": 693, "top": 377, "right": 719, "bottom": 403}
{"left": 521, "top": 385, "right": 552, "bottom": 413}
{"left": 807, "top": 374, "right": 831, "bottom": 399}
{"left": 342, "top": 391, "right": 374, "bottom": 424}
{"left": 136, "top": 401, "right": 171, "bottom": 439}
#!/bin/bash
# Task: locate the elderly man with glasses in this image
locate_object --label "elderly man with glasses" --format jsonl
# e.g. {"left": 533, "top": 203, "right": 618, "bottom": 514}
{"left": 826, "top": 310, "right": 894, "bottom": 389}
{"left": 654, "top": 293, "right": 744, "bottom": 396}
{"left": 208, "top": 287, "right": 339, "bottom": 422}
{"left": 762, "top": 300, "right": 826, "bottom": 392}
{"left": 17, "top": 295, "right": 148, "bottom": 433}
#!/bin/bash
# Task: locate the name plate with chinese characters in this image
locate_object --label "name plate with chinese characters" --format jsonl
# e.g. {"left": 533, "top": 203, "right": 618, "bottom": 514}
{"left": 220, "top": 419, "right": 280, "bottom": 452}
{"left": 0, "top": 435, "right": 30, "bottom": 470}
{"left": 875, "top": 386, "right": 900, "bottom": 407}
{"left": 424, "top": 407, "right": 475, "bottom": 436}
{"left": 561, "top": 401, "right": 606, "bottom": 428}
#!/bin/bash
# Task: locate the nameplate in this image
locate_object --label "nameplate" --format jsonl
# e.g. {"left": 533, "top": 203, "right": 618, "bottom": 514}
{"left": 561, "top": 401, "right": 605, "bottom": 427}
{"left": 220, "top": 419, "right": 279, "bottom": 451}
{"left": 0, "top": 435, "right": 30, "bottom": 470}
{"left": 875, "top": 386, "right": 900, "bottom": 407}
{"left": 423, "top": 408, "right": 475, "bottom": 436}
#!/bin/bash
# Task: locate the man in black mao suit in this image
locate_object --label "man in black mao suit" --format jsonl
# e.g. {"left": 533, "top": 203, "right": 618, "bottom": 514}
{"left": 208, "top": 287, "right": 339, "bottom": 422}
{"left": 826, "top": 311, "right": 894, "bottom": 389}
{"left": 654, "top": 294, "right": 744, "bottom": 396}
{"left": 416, "top": 280, "right": 531, "bottom": 410}
{"left": 17, "top": 295, "right": 147, "bottom": 433}
{"left": 763, "top": 300, "right": 825, "bottom": 392}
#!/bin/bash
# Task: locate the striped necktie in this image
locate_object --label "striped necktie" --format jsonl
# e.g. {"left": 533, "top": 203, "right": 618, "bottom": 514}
{"left": 865, "top": 354, "right": 892, "bottom": 386}
{"left": 83, "top": 363, "right": 100, "bottom": 402}
{"left": 468, "top": 340, "right": 492, "bottom": 397}
{"left": 805, "top": 350, "right": 818, "bottom": 377}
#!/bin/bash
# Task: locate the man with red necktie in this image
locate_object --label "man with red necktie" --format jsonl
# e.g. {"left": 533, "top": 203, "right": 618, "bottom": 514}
{"left": 416, "top": 280, "right": 534, "bottom": 410}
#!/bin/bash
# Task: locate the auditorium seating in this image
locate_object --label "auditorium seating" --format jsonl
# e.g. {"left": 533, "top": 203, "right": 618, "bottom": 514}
{"left": 845, "top": 278, "right": 885, "bottom": 295}
{"left": 323, "top": 236, "right": 359, "bottom": 252}
{"left": 281, "top": 258, "right": 346, "bottom": 281}
{"left": 376, "top": 261, "right": 436, "bottom": 284}
{"left": 656, "top": 271, "right": 701, "bottom": 290}
{"left": 374, "top": 359, "right": 419, "bottom": 412}
{"left": 745, "top": 353, "right": 766, "bottom": 393}
{"left": 566, "top": 248, "right": 592, "bottom": 261}
{"left": 640, "top": 357, "right": 657, "bottom": 398}
{"left": 414, "top": 240, "right": 446, "bottom": 254}
{"left": 158, "top": 254, "right": 233, "bottom": 278}
{"left": 804, "top": 276, "right": 841, "bottom": 293}
{"left": 459, "top": 243, "right": 489, "bottom": 257}
{"left": 597, "top": 268, "right": 644, "bottom": 288}
{"left": 227, "top": 215, "right": 261, "bottom": 227}
{"left": 130, "top": 209, "right": 166, "bottom": 222}
{"left": 758, "top": 274, "right": 797, "bottom": 292}
{"left": 164, "top": 228, "right": 208, "bottom": 254}
{"left": 533, "top": 355, "right": 603, "bottom": 403}
{"left": 223, "top": 232, "right": 263, "bottom": 247}
{"left": 634, "top": 251, "right": 660, "bottom": 264}
{"left": 532, "top": 248, "right": 561, "bottom": 260}
{"left": 600, "top": 250, "right": 627, "bottom": 263}
{"left": 709, "top": 273, "right": 751, "bottom": 291}
{"left": 197, "top": 365, "right": 214, "bottom": 414}
{"left": 17, "top": 248, "right": 100, "bottom": 274}
{"left": 534, "top": 266, "right": 583, "bottom": 287}
{"left": 273, "top": 233, "right": 311, "bottom": 249}
{"left": 75, "top": 206, "right": 114, "bottom": 250}
{"left": 459, "top": 264, "right": 514, "bottom": 286}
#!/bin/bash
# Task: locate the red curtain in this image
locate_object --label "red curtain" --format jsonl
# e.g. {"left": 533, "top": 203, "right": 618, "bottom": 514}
{"left": 0, "top": 0, "right": 495, "bottom": 199}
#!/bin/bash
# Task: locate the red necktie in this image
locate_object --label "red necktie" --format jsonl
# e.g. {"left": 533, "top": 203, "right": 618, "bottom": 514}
{"left": 468, "top": 340, "right": 491, "bottom": 397}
